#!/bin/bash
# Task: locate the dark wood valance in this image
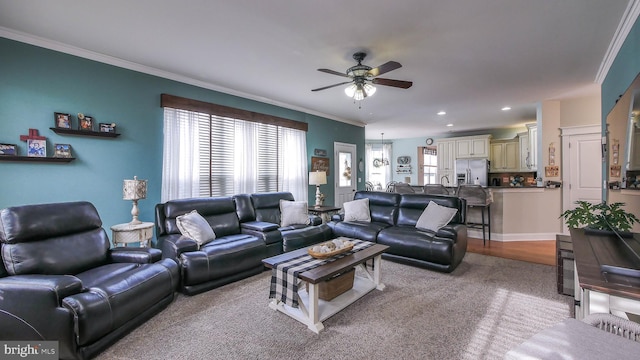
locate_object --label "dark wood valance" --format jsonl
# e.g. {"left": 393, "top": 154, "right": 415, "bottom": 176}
{"left": 161, "top": 93, "right": 308, "bottom": 132}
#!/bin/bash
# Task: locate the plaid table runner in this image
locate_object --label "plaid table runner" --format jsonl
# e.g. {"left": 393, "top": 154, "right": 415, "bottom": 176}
{"left": 269, "top": 239, "right": 374, "bottom": 308}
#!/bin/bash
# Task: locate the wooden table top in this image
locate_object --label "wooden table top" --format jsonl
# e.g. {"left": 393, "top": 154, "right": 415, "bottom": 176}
{"left": 308, "top": 205, "right": 341, "bottom": 212}
{"left": 570, "top": 228, "right": 640, "bottom": 300}
{"left": 262, "top": 243, "right": 388, "bottom": 284}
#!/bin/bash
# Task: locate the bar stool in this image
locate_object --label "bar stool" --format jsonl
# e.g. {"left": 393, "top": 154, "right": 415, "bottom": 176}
{"left": 456, "top": 185, "right": 492, "bottom": 246}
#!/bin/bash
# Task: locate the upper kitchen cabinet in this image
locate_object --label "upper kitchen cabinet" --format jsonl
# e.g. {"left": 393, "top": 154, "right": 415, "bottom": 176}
{"left": 519, "top": 132, "right": 531, "bottom": 171}
{"left": 455, "top": 135, "right": 491, "bottom": 158}
{"left": 527, "top": 124, "right": 538, "bottom": 171}
{"left": 436, "top": 139, "right": 456, "bottom": 185}
{"left": 490, "top": 139, "right": 519, "bottom": 172}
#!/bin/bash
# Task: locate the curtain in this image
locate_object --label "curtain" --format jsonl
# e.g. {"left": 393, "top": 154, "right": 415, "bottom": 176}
{"left": 162, "top": 109, "right": 201, "bottom": 202}
{"left": 279, "top": 127, "right": 308, "bottom": 201}
{"left": 234, "top": 120, "right": 258, "bottom": 194}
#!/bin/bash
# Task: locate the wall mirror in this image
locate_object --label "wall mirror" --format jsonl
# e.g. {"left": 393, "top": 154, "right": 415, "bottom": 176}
{"left": 607, "top": 72, "right": 640, "bottom": 232}
{"left": 625, "top": 89, "right": 640, "bottom": 171}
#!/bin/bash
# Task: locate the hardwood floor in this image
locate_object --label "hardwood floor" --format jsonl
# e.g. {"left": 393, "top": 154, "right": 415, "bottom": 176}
{"left": 467, "top": 237, "right": 556, "bottom": 266}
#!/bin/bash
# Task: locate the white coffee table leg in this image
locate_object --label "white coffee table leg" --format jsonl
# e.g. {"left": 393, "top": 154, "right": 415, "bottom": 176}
{"left": 373, "top": 254, "right": 385, "bottom": 290}
{"left": 307, "top": 282, "right": 324, "bottom": 333}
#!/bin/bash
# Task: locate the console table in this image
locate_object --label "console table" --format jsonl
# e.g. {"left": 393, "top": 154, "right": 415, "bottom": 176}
{"left": 308, "top": 205, "right": 341, "bottom": 223}
{"left": 571, "top": 228, "right": 640, "bottom": 320}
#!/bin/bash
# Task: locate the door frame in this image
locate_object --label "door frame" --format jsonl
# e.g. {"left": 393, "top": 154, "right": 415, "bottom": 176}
{"left": 334, "top": 142, "right": 357, "bottom": 208}
{"left": 560, "top": 125, "right": 602, "bottom": 233}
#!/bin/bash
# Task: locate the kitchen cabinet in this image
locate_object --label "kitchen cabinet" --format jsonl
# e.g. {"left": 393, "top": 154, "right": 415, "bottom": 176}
{"left": 527, "top": 124, "right": 538, "bottom": 171}
{"left": 490, "top": 140, "right": 519, "bottom": 172}
{"left": 436, "top": 140, "right": 455, "bottom": 185}
{"left": 519, "top": 132, "right": 531, "bottom": 171}
{"left": 455, "top": 135, "right": 490, "bottom": 158}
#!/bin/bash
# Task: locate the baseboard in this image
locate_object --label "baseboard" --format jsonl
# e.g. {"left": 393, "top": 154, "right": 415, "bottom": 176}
{"left": 467, "top": 229, "right": 557, "bottom": 242}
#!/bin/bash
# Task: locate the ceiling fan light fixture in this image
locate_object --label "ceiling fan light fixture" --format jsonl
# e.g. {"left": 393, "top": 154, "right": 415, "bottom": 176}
{"left": 345, "top": 82, "right": 376, "bottom": 101}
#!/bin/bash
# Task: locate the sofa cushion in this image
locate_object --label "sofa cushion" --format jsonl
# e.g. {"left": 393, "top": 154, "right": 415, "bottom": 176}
{"left": 343, "top": 198, "right": 371, "bottom": 222}
{"left": 280, "top": 200, "right": 310, "bottom": 227}
{"left": 353, "top": 191, "right": 400, "bottom": 225}
{"left": 416, "top": 201, "right": 458, "bottom": 232}
{"left": 377, "top": 226, "right": 455, "bottom": 266}
{"left": 176, "top": 210, "right": 216, "bottom": 246}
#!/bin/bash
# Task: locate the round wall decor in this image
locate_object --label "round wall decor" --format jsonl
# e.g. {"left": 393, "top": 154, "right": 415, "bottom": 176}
{"left": 426, "top": 138, "right": 434, "bottom": 145}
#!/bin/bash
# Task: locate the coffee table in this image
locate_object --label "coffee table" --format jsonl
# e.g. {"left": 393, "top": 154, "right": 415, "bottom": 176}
{"left": 262, "top": 242, "right": 388, "bottom": 333}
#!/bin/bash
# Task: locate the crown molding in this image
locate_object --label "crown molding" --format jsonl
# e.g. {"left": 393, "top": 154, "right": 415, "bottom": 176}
{"left": 0, "top": 27, "right": 365, "bottom": 128}
{"left": 595, "top": 0, "right": 640, "bottom": 84}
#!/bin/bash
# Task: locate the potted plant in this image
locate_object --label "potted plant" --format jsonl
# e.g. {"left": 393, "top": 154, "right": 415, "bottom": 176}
{"left": 560, "top": 201, "right": 639, "bottom": 235}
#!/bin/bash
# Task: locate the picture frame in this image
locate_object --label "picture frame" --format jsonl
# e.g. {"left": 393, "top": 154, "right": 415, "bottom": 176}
{"left": 27, "top": 139, "right": 46, "bottom": 157}
{"left": 311, "top": 156, "right": 330, "bottom": 176}
{"left": 79, "top": 115, "right": 93, "bottom": 131}
{"left": 54, "top": 112, "right": 71, "bottom": 129}
{"left": 54, "top": 143, "right": 72, "bottom": 158}
{"left": 0, "top": 143, "right": 17, "bottom": 156}
{"left": 99, "top": 122, "right": 117, "bottom": 133}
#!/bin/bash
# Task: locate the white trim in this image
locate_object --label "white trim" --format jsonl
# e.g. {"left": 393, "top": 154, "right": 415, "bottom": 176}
{"left": 468, "top": 230, "right": 557, "bottom": 242}
{"left": 0, "top": 27, "right": 365, "bottom": 128}
{"left": 559, "top": 125, "right": 601, "bottom": 137}
{"left": 595, "top": 0, "right": 640, "bottom": 84}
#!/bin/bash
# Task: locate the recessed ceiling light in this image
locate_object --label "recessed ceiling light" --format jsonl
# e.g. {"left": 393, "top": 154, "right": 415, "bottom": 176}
{"left": 501, "top": 106, "right": 511, "bottom": 111}
{"left": 437, "top": 111, "right": 446, "bottom": 116}
{"left": 446, "top": 123, "right": 453, "bottom": 127}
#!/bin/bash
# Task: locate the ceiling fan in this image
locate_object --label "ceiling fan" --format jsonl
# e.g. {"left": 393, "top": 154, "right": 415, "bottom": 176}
{"left": 312, "top": 52, "right": 413, "bottom": 101}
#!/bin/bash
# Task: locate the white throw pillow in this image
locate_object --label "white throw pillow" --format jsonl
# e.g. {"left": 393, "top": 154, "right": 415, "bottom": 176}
{"left": 343, "top": 198, "right": 371, "bottom": 222}
{"left": 415, "top": 201, "right": 458, "bottom": 232}
{"left": 176, "top": 210, "right": 216, "bottom": 246}
{"left": 280, "top": 200, "right": 310, "bottom": 227}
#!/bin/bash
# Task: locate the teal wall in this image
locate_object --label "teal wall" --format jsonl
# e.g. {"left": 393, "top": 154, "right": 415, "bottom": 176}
{"left": 0, "top": 38, "right": 364, "bottom": 237}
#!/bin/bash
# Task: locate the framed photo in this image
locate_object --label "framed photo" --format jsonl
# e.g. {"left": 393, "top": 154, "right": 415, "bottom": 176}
{"left": 79, "top": 115, "right": 93, "bottom": 131}
{"left": 311, "top": 156, "right": 330, "bottom": 176}
{"left": 27, "top": 139, "right": 46, "bottom": 157}
{"left": 55, "top": 112, "right": 71, "bottom": 129}
{"left": 0, "top": 143, "right": 17, "bottom": 156}
{"left": 54, "top": 143, "right": 72, "bottom": 158}
{"left": 99, "top": 123, "right": 117, "bottom": 133}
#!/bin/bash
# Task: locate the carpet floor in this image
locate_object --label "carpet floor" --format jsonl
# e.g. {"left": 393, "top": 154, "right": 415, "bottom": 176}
{"left": 96, "top": 253, "right": 573, "bottom": 360}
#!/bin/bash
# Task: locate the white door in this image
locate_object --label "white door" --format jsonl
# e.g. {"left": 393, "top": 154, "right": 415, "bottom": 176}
{"left": 561, "top": 126, "right": 602, "bottom": 233}
{"left": 335, "top": 142, "right": 357, "bottom": 208}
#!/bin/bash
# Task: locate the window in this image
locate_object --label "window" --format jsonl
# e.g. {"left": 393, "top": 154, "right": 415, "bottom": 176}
{"left": 161, "top": 94, "right": 307, "bottom": 202}
{"left": 365, "top": 142, "right": 392, "bottom": 190}
{"left": 418, "top": 146, "right": 437, "bottom": 185}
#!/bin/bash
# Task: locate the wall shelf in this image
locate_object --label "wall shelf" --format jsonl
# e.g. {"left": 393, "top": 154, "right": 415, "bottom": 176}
{"left": 0, "top": 155, "right": 75, "bottom": 163}
{"left": 50, "top": 127, "right": 120, "bottom": 138}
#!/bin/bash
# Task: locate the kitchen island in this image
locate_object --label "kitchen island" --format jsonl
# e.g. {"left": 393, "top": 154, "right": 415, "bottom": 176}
{"left": 390, "top": 184, "right": 562, "bottom": 241}
{"left": 484, "top": 186, "right": 562, "bottom": 241}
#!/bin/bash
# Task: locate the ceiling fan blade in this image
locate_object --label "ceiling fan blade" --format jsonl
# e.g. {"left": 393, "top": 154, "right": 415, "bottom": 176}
{"left": 372, "top": 78, "right": 413, "bottom": 89}
{"left": 317, "top": 68, "right": 350, "bottom": 78}
{"left": 311, "top": 81, "right": 353, "bottom": 92}
{"left": 368, "top": 61, "right": 402, "bottom": 77}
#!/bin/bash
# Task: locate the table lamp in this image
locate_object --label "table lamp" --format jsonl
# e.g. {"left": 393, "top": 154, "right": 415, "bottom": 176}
{"left": 123, "top": 176, "right": 147, "bottom": 225}
{"left": 309, "top": 171, "right": 327, "bottom": 208}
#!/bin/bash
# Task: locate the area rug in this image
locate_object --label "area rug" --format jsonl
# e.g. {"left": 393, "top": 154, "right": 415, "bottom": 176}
{"left": 96, "top": 253, "right": 573, "bottom": 359}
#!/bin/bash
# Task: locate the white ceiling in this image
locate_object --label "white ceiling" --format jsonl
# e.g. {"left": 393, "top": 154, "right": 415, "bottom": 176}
{"left": 0, "top": 1, "right": 633, "bottom": 140}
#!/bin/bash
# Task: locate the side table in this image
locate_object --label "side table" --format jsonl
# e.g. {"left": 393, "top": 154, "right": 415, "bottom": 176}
{"left": 111, "top": 222, "right": 154, "bottom": 247}
{"left": 308, "top": 205, "right": 341, "bottom": 223}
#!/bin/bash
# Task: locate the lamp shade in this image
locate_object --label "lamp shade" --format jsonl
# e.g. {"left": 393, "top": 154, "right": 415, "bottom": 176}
{"left": 309, "top": 171, "right": 327, "bottom": 186}
{"left": 123, "top": 176, "right": 147, "bottom": 200}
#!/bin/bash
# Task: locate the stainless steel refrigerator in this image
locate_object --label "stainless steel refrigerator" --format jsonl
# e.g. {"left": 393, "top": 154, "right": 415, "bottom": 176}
{"left": 455, "top": 158, "right": 489, "bottom": 186}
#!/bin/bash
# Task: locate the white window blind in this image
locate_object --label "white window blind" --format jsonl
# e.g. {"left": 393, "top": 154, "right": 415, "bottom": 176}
{"left": 162, "top": 108, "right": 307, "bottom": 202}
